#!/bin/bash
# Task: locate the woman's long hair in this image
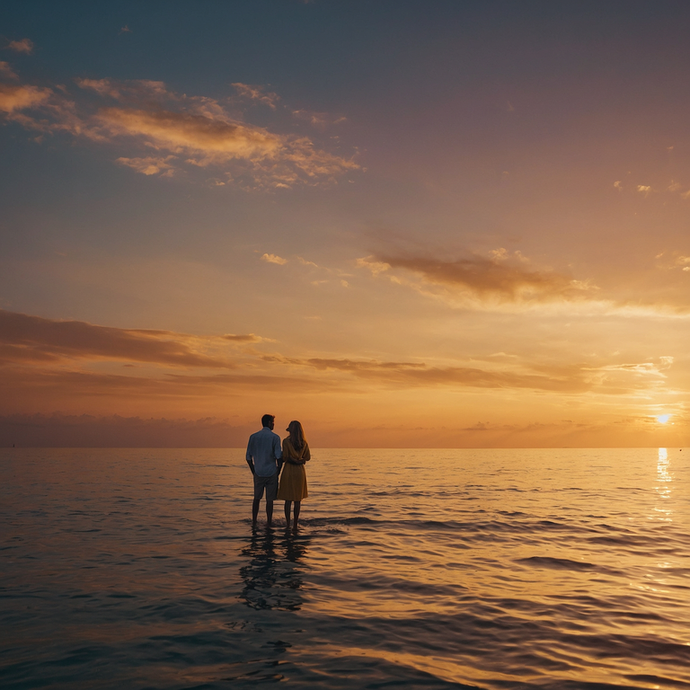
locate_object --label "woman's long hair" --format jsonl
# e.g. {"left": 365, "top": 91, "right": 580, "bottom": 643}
{"left": 287, "top": 420, "right": 306, "bottom": 451}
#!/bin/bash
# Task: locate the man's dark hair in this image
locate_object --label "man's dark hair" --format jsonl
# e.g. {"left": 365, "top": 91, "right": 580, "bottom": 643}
{"left": 261, "top": 414, "right": 275, "bottom": 428}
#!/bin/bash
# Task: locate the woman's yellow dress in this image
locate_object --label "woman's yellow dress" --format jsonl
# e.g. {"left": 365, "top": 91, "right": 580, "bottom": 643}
{"left": 277, "top": 438, "right": 310, "bottom": 501}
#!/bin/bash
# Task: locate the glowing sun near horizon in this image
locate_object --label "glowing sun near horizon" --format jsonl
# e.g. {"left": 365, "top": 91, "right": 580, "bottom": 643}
{"left": 656, "top": 415, "right": 672, "bottom": 424}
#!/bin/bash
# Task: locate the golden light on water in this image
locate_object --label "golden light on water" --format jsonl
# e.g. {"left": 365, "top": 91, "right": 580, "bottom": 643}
{"left": 655, "top": 447, "right": 672, "bottom": 523}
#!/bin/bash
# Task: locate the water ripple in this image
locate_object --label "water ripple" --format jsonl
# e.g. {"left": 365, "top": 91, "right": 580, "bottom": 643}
{"left": 1, "top": 447, "right": 689, "bottom": 689}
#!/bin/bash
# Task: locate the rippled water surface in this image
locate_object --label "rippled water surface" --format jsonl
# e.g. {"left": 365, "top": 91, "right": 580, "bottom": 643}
{"left": 2, "top": 447, "right": 689, "bottom": 689}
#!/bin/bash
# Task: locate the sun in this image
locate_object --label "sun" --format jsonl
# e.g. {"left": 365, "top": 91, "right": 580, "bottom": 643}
{"left": 656, "top": 414, "right": 671, "bottom": 424}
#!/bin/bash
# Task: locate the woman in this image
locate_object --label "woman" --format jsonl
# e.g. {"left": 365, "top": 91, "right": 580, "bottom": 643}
{"left": 277, "top": 420, "right": 310, "bottom": 531}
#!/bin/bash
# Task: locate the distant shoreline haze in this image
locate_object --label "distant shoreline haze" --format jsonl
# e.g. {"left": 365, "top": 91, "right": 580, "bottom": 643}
{"left": 0, "top": 413, "right": 684, "bottom": 449}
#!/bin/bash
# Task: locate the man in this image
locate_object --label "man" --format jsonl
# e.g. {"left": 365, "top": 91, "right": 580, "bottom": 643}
{"left": 246, "top": 414, "right": 283, "bottom": 527}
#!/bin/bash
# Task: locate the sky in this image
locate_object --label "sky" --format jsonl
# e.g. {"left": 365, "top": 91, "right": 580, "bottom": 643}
{"left": 1, "top": 0, "right": 689, "bottom": 447}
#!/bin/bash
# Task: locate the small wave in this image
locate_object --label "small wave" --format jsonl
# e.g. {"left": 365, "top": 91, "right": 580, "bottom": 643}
{"left": 516, "top": 556, "right": 603, "bottom": 572}
{"left": 626, "top": 674, "right": 690, "bottom": 688}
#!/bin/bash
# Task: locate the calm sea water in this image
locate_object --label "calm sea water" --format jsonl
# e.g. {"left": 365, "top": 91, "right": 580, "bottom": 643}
{"left": 1, "top": 448, "right": 689, "bottom": 689}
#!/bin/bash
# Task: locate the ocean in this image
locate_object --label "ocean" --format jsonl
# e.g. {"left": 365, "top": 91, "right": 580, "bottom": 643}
{"left": 1, "top": 447, "right": 689, "bottom": 689}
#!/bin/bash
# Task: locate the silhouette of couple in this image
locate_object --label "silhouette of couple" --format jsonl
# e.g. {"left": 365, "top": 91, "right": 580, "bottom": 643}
{"left": 245, "top": 414, "right": 310, "bottom": 531}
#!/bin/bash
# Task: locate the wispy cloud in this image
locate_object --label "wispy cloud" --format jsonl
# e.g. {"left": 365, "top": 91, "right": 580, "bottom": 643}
{"left": 297, "top": 256, "right": 319, "bottom": 267}
{"left": 260, "top": 353, "right": 670, "bottom": 395}
{"left": 0, "top": 61, "right": 18, "bottom": 80}
{"left": 0, "top": 309, "right": 262, "bottom": 368}
{"left": 76, "top": 77, "right": 169, "bottom": 101}
{"left": 1, "top": 309, "right": 679, "bottom": 424}
{"left": 222, "top": 333, "right": 269, "bottom": 343}
{"left": 292, "top": 109, "right": 347, "bottom": 128}
{"left": 261, "top": 253, "right": 288, "bottom": 265}
{"left": 0, "top": 83, "right": 51, "bottom": 113}
{"left": 6, "top": 38, "right": 34, "bottom": 54}
{"left": 305, "top": 357, "right": 592, "bottom": 392}
{"left": 116, "top": 155, "right": 176, "bottom": 176}
{"left": 358, "top": 249, "right": 595, "bottom": 305}
{"left": 655, "top": 251, "right": 690, "bottom": 272}
{"left": 232, "top": 82, "right": 280, "bottom": 109}
{"left": 99, "top": 107, "right": 283, "bottom": 162}
{"left": 1, "top": 76, "right": 360, "bottom": 188}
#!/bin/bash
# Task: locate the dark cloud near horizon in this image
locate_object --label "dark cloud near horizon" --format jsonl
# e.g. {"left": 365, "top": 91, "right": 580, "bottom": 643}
{"left": 1, "top": 310, "right": 666, "bottom": 409}
{"left": 0, "top": 309, "right": 243, "bottom": 368}
{"left": 0, "top": 360, "right": 338, "bottom": 410}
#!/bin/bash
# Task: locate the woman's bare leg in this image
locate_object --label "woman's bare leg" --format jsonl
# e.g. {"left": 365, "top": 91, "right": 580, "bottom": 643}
{"left": 284, "top": 501, "right": 292, "bottom": 529}
{"left": 293, "top": 501, "right": 301, "bottom": 531}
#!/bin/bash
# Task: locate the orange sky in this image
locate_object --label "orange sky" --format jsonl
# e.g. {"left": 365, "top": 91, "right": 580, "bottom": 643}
{"left": 1, "top": 2, "right": 689, "bottom": 447}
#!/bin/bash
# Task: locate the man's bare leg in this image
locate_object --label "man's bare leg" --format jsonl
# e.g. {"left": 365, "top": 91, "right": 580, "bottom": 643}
{"left": 284, "top": 501, "right": 292, "bottom": 530}
{"left": 252, "top": 499, "right": 260, "bottom": 526}
{"left": 266, "top": 500, "right": 274, "bottom": 527}
{"left": 293, "top": 501, "right": 301, "bottom": 532}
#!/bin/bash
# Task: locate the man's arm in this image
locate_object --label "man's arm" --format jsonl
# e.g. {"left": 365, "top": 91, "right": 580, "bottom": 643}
{"left": 275, "top": 435, "right": 283, "bottom": 473}
{"left": 246, "top": 437, "right": 255, "bottom": 475}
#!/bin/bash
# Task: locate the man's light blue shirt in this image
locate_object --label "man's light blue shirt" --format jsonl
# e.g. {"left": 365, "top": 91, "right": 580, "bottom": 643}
{"left": 246, "top": 427, "right": 282, "bottom": 477}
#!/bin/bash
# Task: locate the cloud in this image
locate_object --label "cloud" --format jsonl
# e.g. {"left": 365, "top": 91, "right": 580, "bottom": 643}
{"left": 2, "top": 310, "right": 679, "bottom": 429}
{"left": 3, "top": 410, "right": 683, "bottom": 449}
{"left": 232, "top": 82, "right": 280, "bottom": 109}
{"left": 0, "top": 365, "right": 331, "bottom": 397}
{"left": 585, "top": 361, "right": 667, "bottom": 377}
{"left": 0, "top": 61, "right": 18, "bottom": 80}
{"left": 98, "top": 107, "right": 283, "bottom": 162}
{"left": 222, "top": 333, "right": 268, "bottom": 343}
{"left": 5, "top": 76, "right": 359, "bottom": 188}
{"left": 0, "top": 83, "right": 51, "bottom": 113}
{"left": 358, "top": 250, "right": 595, "bottom": 304}
{"left": 261, "top": 253, "right": 288, "bottom": 265}
{"left": 356, "top": 256, "right": 390, "bottom": 276}
{"left": 76, "top": 77, "right": 170, "bottom": 102}
{"left": 261, "top": 354, "right": 594, "bottom": 393}
{"left": 0, "top": 83, "right": 93, "bottom": 141}
{"left": 637, "top": 185, "right": 651, "bottom": 195}
{"left": 6, "top": 38, "right": 34, "bottom": 54}
{"left": 76, "top": 78, "right": 127, "bottom": 100}
{"left": 297, "top": 256, "right": 319, "bottom": 267}
{"left": 0, "top": 309, "right": 258, "bottom": 368}
{"left": 89, "top": 85, "right": 360, "bottom": 186}
{"left": 307, "top": 358, "right": 591, "bottom": 392}
{"left": 292, "top": 109, "right": 347, "bottom": 128}
{"left": 116, "top": 155, "right": 176, "bottom": 176}
{"left": 655, "top": 252, "right": 690, "bottom": 273}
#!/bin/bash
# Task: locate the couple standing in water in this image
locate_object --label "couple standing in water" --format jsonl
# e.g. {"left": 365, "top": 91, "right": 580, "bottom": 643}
{"left": 245, "top": 414, "right": 310, "bottom": 531}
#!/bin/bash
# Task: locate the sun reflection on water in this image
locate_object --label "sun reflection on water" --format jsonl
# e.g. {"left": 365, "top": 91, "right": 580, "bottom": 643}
{"left": 654, "top": 447, "right": 672, "bottom": 522}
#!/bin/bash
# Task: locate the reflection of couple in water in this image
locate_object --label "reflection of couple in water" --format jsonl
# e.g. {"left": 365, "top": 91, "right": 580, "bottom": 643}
{"left": 245, "top": 414, "right": 310, "bottom": 531}
{"left": 240, "top": 528, "right": 310, "bottom": 611}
